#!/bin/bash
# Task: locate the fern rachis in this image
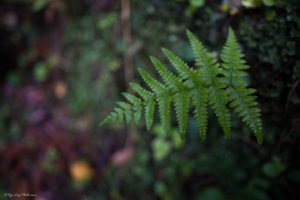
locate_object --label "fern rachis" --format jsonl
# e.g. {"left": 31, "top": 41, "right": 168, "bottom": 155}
{"left": 100, "top": 27, "right": 263, "bottom": 144}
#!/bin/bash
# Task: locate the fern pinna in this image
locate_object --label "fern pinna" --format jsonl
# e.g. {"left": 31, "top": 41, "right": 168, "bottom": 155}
{"left": 100, "top": 28, "right": 263, "bottom": 144}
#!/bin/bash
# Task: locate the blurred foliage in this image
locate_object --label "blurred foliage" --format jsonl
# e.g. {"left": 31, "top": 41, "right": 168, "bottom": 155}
{"left": 63, "top": 13, "right": 119, "bottom": 121}
{"left": 0, "top": 0, "right": 299, "bottom": 199}
{"left": 262, "top": 156, "right": 285, "bottom": 178}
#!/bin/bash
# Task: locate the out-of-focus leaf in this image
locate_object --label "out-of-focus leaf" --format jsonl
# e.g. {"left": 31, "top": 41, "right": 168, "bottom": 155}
{"left": 34, "top": 62, "right": 48, "bottom": 82}
{"left": 266, "top": 10, "right": 276, "bottom": 21}
{"left": 171, "top": 129, "right": 184, "bottom": 148}
{"left": 155, "top": 181, "right": 167, "bottom": 196}
{"left": 262, "top": 156, "right": 285, "bottom": 178}
{"left": 220, "top": 0, "right": 242, "bottom": 15}
{"left": 190, "top": 0, "right": 205, "bottom": 7}
{"left": 70, "top": 160, "right": 94, "bottom": 182}
{"left": 32, "top": 0, "right": 52, "bottom": 11}
{"left": 97, "top": 14, "right": 117, "bottom": 30}
{"left": 242, "top": 0, "right": 262, "bottom": 8}
{"left": 263, "top": 0, "right": 274, "bottom": 7}
{"left": 152, "top": 137, "right": 171, "bottom": 161}
{"left": 47, "top": 55, "right": 59, "bottom": 68}
{"left": 153, "top": 124, "right": 166, "bottom": 137}
{"left": 7, "top": 72, "right": 20, "bottom": 85}
{"left": 196, "top": 187, "right": 224, "bottom": 200}
{"left": 220, "top": 2, "right": 230, "bottom": 12}
{"left": 42, "top": 148, "right": 59, "bottom": 173}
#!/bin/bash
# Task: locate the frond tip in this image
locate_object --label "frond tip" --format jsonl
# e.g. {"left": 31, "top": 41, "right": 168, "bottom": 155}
{"left": 100, "top": 27, "right": 263, "bottom": 144}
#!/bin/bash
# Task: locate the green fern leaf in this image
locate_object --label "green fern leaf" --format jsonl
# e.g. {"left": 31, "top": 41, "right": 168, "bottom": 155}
{"left": 209, "top": 86, "right": 231, "bottom": 138}
{"left": 122, "top": 92, "right": 142, "bottom": 124}
{"left": 186, "top": 30, "right": 221, "bottom": 81}
{"left": 99, "top": 116, "right": 110, "bottom": 127}
{"left": 227, "top": 86, "right": 263, "bottom": 144}
{"left": 145, "top": 98, "right": 156, "bottom": 131}
{"left": 187, "top": 29, "right": 231, "bottom": 138}
{"left": 116, "top": 101, "right": 131, "bottom": 124}
{"left": 150, "top": 56, "right": 181, "bottom": 89}
{"left": 139, "top": 65, "right": 174, "bottom": 133}
{"left": 173, "top": 90, "right": 190, "bottom": 138}
{"left": 138, "top": 68, "right": 166, "bottom": 94}
{"left": 130, "top": 82, "right": 154, "bottom": 101}
{"left": 222, "top": 27, "right": 263, "bottom": 144}
{"left": 157, "top": 91, "right": 172, "bottom": 133}
{"left": 192, "top": 87, "right": 209, "bottom": 140}
{"left": 221, "top": 27, "right": 249, "bottom": 85}
{"left": 100, "top": 28, "right": 263, "bottom": 144}
{"left": 114, "top": 107, "right": 124, "bottom": 123}
{"left": 129, "top": 82, "right": 156, "bottom": 130}
{"left": 162, "top": 48, "right": 197, "bottom": 86}
{"left": 100, "top": 109, "right": 120, "bottom": 126}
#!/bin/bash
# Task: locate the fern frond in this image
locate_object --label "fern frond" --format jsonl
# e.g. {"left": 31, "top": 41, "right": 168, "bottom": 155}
{"left": 116, "top": 101, "right": 131, "bottom": 124}
{"left": 100, "top": 28, "right": 263, "bottom": 144}
{"left": 192, "top": 87, "right": 209, "bottom": 140}
{"left": 129, "top": 82, "right": 156, "bottom": 130}
{"left": 162, "top": 48, "right": 197, "bottom": 86}
{"left": 209, "top": 86, "right": 231, "bottom": 138}
{"left": 221, "top": 27, "right": 249, "bottom": 85}
{"left": 227, "top": 86, "right": 263, "bottom": 144}
{"left": 110, "top": 112, "right": 118, "bottom": 124}
{"left": 138, "top": 68, "right": 166, "bottom": 95}
{"left": 150, "top": 56, "right": 181, "bottom": 90}
{"left": 133, "top": 103, "right": 142, "bottom": 125}
{"left": 186, "top": 30, "right": 221, "bottom": 81}
{"left": 99, "top": 115, "right": 111, "bottom": 127}
{"left": 157, "top": 91, "right": 172, "bottom": 133}
{"left": 187, "top": 29, "right": 231, "bottom": 138}
{"left": 222, "top": 27, "right": 263, "bottom": 144}
{"left": 122, "top": 92, "right": 143, "bottom": 124}
{"left": 114, "top": 107, "right": 124, "bottom": 123}
{"left": 100, "top": 106, "right": 124, "bottom": 126}
{"left": 100, "top": 111, "right": 118, "bottom": 126}
{"left": 144, "top": 98, "right": 156, "bottom": 131}
{"left": 174, "top": 90, "right": 190, "bottom": 138}
{"left": 130, "top": 82, "right": 154, "bottom": 101}
{"left": 138, "top": 67, "right": 174, "bottom": 133}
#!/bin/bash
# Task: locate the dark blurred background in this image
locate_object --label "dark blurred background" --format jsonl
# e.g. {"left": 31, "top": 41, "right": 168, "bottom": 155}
{"left": 0, "top": 0, "right": 299, "bottom": 199}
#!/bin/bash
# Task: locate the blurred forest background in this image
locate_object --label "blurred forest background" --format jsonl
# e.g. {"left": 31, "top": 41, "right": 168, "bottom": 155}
{"left": 0, "top": 0, "right": 300, "bottom": 199}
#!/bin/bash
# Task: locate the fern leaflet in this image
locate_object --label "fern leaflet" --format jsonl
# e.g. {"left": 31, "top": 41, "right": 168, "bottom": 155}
{"left": 221, "top": 28, "right": 263, "bottom": 144}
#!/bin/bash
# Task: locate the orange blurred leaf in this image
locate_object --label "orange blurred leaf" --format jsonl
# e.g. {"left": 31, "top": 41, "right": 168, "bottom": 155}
{"left": 70, "top": 160, "right": 94, "bottom": 182}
